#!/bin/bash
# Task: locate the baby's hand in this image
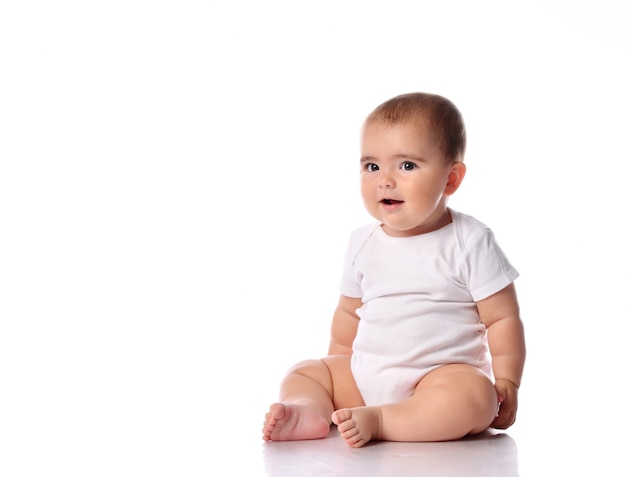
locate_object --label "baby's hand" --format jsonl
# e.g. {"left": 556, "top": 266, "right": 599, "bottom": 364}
{"left": 491, "top": 379, "right": 519, "bottom": 429}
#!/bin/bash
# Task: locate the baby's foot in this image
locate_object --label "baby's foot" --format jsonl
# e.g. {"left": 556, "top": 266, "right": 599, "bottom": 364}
{"left": 331, "top": 406, "right": 381, "bottom": 448}
{"left": 263, "top": 403, "right": 330, "bottom": 442}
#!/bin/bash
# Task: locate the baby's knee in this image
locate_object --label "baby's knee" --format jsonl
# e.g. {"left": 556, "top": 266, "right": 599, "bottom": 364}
{"left": 453, "top": 369, "right": 497, "bottom": 403}
{"left": 474, "top": 375, "right": 498, "bottom": 410}
{"left": 286, "top": 359, "right": 325, "bottom": 373}
{"left": 284, "top": 359, "right": 331, "bottom": 382}
{"left": 463, "top": 373, "right": 499, "bottom": 429}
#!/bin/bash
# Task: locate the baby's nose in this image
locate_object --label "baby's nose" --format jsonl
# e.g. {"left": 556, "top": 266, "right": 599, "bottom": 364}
{"left": 378, "top": 173, "right": 395, "bottom": 188}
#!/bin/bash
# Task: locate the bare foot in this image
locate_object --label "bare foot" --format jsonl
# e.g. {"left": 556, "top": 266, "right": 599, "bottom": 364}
{"left": 331, "top": 406, "right": 381, "bottom": 448}
{"left": 263, "top": 403, "right": 330, "bottom": 442}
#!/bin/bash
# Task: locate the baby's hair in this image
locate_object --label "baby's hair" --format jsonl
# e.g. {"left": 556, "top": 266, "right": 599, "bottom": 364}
{"left": 365, "top": 92, "right": 466, "bottom": 162}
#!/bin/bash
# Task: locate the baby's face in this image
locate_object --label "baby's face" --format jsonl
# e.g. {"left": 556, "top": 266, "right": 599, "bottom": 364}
{"left": 359, "top": 121, "right": 461, "bottom": 237}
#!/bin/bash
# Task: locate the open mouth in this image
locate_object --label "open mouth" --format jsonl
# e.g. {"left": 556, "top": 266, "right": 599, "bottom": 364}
{"left": 381, "top": 198, "right": 403, "bottom": 205}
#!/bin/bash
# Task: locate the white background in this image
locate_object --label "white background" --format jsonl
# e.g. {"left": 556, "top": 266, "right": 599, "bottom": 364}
{"left": 1, "top": 1, "right": 625, "bottom": 475}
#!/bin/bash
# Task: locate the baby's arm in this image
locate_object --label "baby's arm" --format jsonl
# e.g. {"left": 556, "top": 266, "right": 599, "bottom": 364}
{"left": 328, "top": 295, "right": 362, "bottom": 356}
{"left": 477, "top": 283, "right": 526, "bottom": 429}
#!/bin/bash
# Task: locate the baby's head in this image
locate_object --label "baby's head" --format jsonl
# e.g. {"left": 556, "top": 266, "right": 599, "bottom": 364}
{"left": 364, "top": 92, "right": 466, "bottom": 163}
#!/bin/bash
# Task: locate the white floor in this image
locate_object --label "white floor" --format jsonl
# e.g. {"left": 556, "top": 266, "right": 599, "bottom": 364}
{"left": 236, "top": 414, "right": 619, "bottom": 477}
{"left": 262, "top": 427, "right": 517, "bottom": 477}
{"left": 208, "top": 410, "right": 620, "bottom": 477}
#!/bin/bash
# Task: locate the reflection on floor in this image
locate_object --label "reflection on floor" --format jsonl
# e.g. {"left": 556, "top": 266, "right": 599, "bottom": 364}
{"left": 263, "top": 426, "right": 518, "bottom": 477}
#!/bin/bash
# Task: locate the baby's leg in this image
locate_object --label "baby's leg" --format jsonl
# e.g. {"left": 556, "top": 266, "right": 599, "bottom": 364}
{"left": 332, "top": 364, "right": 498, "bottom": 446}
{"left": 263, "top": 356, "right": 363, "bottom": 442}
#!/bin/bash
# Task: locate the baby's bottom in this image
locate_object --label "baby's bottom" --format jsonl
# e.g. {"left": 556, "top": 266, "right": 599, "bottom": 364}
{"left": 262, "top": 357, "right": 498, "bottom": 447}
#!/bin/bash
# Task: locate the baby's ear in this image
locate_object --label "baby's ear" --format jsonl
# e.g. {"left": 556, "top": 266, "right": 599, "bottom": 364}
{"left": 444, "top": 161, "right": 466, "bottom": 196}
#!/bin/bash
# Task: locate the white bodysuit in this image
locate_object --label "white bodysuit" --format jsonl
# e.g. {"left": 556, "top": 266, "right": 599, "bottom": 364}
{"left": 339, "top": 209, "right": 519, "bottom": 406}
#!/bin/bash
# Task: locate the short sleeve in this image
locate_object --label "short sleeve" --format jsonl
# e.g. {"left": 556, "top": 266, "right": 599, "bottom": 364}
{"left": 337, "top": 223, "right": 379, "bottom": 298}
{"left": 339, "top": 248, "right": 363, "bottom": 298}
{"left": 462, "top": 229, "right": 519, "bottom": 302}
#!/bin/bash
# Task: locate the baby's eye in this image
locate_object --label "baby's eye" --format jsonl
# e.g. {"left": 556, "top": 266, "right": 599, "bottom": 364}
{"left": 365, "top": 163, "right": 379, "bottom": 172}
{"left": 401, "top": 161, "right": 417, "bottom": 171}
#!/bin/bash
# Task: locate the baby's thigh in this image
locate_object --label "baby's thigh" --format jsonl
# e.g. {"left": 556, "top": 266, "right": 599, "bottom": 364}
{"left": 321, "top": 355, "right": 365, "bottom": 409}
{"left": 417, "top": 364, "right": 497, "bottom": 403}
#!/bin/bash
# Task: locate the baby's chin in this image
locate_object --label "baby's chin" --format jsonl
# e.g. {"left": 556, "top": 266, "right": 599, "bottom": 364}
{"left": 380, "top": 223, "right": 418, "bottom": 237}
{"left": 381, "top": 219, "right": 449, "bottom": 237}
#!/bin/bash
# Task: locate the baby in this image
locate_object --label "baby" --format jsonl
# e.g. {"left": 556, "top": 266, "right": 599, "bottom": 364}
{"left": 262, "top": 92, "right": 525, "bottom": 447}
